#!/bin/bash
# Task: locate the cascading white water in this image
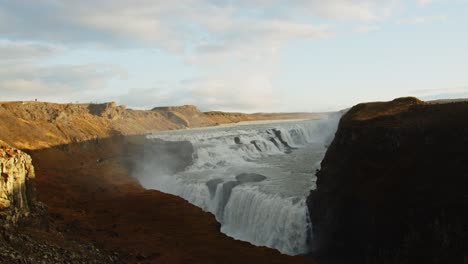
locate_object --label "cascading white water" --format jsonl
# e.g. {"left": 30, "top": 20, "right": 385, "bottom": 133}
{"left": 137, "top": 116, "right": 340, "bottom": 255}
{"left": 221, "top": 185, "right": 311, "bottom": 254}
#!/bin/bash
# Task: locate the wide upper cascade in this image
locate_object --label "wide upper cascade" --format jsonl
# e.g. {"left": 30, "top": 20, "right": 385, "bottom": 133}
{"left": 136, "top": 116, "right": 340, "bottom": 255}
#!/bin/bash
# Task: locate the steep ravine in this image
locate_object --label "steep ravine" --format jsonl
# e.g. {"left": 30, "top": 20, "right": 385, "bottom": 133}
{"left": 0, "top": 101, "right": 317, "bottom": 263}
{"left": 307, "top": 97, "right": 467, "bottom": 263}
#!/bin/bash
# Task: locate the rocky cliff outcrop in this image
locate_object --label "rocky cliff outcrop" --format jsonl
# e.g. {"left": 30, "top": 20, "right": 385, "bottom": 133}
{"left": 87, "top": 102, "right": 126, "bottom": 120}
{"left": 0, "top": 141, "right": 36, "bottom": 226}
{"left": 307, "top": 97, "right": 466, "bottom": 263}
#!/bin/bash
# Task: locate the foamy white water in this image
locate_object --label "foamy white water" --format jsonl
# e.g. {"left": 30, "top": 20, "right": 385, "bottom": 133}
{"left": 137, "top": 116, "right": 339, "bottom": 255}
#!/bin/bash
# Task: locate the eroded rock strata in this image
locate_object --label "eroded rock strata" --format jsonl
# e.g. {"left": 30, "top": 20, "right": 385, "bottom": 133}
{"left": 307, "top": 97, "right": 467, "bottom": 263}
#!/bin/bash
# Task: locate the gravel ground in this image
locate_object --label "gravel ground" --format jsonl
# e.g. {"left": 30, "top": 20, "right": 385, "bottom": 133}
{"left": 0, "top": 228, "right": 122, "bottom": 264}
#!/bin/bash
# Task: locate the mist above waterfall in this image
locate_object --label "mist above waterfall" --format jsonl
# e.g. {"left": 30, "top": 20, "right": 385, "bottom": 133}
{"left": 134, "top": 115, "right": 340, "bottom": 255}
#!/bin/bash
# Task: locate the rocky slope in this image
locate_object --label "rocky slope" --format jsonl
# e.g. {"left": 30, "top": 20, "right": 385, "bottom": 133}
{"left": 307, "top": 97, "right": 467, "bottom": 263}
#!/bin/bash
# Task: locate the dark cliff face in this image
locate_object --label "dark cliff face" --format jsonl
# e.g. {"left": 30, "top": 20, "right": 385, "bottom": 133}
{"left": 307, "top": 97, "right": 467, "bottom": 263}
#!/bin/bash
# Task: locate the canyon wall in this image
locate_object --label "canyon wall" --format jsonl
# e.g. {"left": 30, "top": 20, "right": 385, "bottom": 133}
{"left": 307, "top": 97, "right": 466, "bottom": 263}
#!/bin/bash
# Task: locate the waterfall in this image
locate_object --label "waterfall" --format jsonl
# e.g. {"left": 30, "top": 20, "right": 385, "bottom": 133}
{"left": 137, "top": 116, "right": 340, "bottom": 255}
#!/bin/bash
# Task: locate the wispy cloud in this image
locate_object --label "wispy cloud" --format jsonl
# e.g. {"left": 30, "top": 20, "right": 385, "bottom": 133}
{"left": 0, "top": 63, "right": 126, "bottom": 102}
{"left": 119, "top": 74, "right": 279, "bottom": 112}
{"left": 417, "top": 0, "right": 434, "bottom": 6}
{"left": 1, "top": 0, "right": 340, "bottom": 109}
{"left": 0, "top": 1, "right": 401, "bottom": 52}
{"left": 398, "top": 14, "right": 447, "bottom": 25}
{"left": 0, "top": 41, "right": 62, "bottom": 61}
{"left": 0, "top": 0, "right": 457, "bottom": 110}
{"left": 353, "top": 24, "right": 381, "bottom": 33}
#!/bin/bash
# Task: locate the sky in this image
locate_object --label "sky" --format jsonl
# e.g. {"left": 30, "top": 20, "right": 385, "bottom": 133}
{"left": 0, "top": 0, "right": 467, "bottom": 112}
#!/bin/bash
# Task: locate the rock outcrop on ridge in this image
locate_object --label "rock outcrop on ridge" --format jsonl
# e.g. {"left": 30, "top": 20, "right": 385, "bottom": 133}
{"left": 0, "top": 141, "right": 36, "bottom": 226}
{"left": 307, "top": 97, "right": 467, "bottom": 263}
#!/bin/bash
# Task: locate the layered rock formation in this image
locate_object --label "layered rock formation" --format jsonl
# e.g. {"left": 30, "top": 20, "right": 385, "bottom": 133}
{"left": 307, "top": 97, "right": 467, "bottom": 263}
{"left": 0, "top": 141, "right": 36, "bottom": 226}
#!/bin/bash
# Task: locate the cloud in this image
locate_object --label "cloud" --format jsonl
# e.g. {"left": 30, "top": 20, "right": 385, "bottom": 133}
{"left": 0, "top": 1, "right": 404, "bottom": 64}
{"left": 183, "top": 75, "right": 279, "bottom": 112}
{"left": 0, "top": 1, "right": 400, "bottom": 51}
{"left": 353, "top": 24, "right": 381, "bottom": 33}
{"left": 0, "top": 1, "right": 331, "bottom": 94}
{"left": 417, "top": 0, "right": 433, "bottom": 6}
{"left": 399, "top": 14, "right": 447, "bottom": 25}
{"left": 119, "top": 74, "right": 279, "bottom": 112}
{"left": 0, "top": 1, "right": 191, "bottom": 51}
{"left": 187, "top": 19, "right": 329, "bottom": 65}
{"left": 298, "top": 0, "right": 398, "bottom": 21}
{"left": 0, "top": 37, "right": 125, "bottom": 103}
{"left": 0, "top": 1, "right": 427, "bottom": 111}
{"left": 231, "top": 0, "right": 400, "bottom": 21}
{"left": 0, "top": 41, "right": 61, "bottom": 61}
{"left": 0, "top": 63, "right": 126, "bottom": 102}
